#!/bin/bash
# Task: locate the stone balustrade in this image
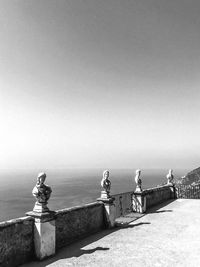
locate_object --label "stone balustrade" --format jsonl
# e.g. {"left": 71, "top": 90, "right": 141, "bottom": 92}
{"left": 0, "top": 169, "right": 176, "bottom": 267}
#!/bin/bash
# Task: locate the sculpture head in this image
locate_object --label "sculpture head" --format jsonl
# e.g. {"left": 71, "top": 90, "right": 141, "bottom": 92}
{"left": 169, "top": 169, "right": 173, "bottom": 175}
{"left": 103, "top": 170, "right": 109, "bottom": 180}
{"left": 37, "top": 172, "right": 46, "bottom": 186}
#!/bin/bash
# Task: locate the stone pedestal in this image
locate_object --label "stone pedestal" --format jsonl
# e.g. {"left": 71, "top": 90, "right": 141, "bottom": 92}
{"left": 100, "top": 190, "right": 110, "bottom": 199}
{"left": 33, "top": 202, "right": 49, "bottom": 213}
{"left": 168, "top": 184, "right": 176, "bottom": 199}
{"left": 97, "top": 197, "right": 116, "bottom": 228}
{"left": 135, "top": 186, "right": 142, "bottom": 193}
{"left": 26, "top": 211, "right": 56, "bottom": 260}
{"left": 132, "top": 192, "right": 146, "bottom": 213}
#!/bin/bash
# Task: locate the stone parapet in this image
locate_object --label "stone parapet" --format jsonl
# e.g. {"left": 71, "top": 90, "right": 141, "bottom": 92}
{"left": 142, "top": 184, "right": 175, "bottom": 209}
{"left": 0, "top": 216, "right": 34, "bottom": 267}
{"left": 56, "top": 202, "right": 104, "bottom": 249}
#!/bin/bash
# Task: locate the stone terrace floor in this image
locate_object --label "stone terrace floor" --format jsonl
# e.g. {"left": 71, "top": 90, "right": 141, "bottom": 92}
{"left": 22, "top": 199, "right": 200, "bottom": 267}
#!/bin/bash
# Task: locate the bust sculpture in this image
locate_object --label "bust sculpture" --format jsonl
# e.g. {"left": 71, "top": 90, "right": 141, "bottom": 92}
{"left": 166, "top": 169, "right": 174, "bottom": 184}
{"left": 32, "top": 172, "right": 52, "bottom": 212}
{"left": 100, "top": 170, "right": 111, "bottom": 198}
{"left": 135, "top": 169, "right": 142, "bottom": 192}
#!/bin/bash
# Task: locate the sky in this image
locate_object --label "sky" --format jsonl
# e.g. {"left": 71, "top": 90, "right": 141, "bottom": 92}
{"left": 0, "top": 0, "right": 200, "bottom": 170}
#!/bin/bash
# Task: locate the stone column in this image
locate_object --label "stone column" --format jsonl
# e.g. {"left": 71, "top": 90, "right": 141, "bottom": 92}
{"left": 26, "top": 172, "right": 55, "bottom": 260}
{"left": 168, "top": 184, "right": 176, "bottom": 199}
{"left": 97, "top": 170, "right": 116, "bottom": 228}
{"left": 26, "top": 211, "right": 56, "bottom": 260}
{"left": 97, "top": 197, "right": 116, "bottom": 228}
{"left": 132, "top": 192, "right": 146, "bottom": 213}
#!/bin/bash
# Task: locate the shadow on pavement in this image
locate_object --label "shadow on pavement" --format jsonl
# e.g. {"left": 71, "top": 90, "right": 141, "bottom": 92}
{"left": 117, "top": 221, "right": 151, "bottom": 228}
{"left": 22, "top": 220, "right": 152, "bottom": 267}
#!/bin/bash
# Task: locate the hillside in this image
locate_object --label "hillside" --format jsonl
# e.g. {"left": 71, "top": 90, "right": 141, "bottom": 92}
{"left": 179, "top": 167, "right": 200, "bottom": 185}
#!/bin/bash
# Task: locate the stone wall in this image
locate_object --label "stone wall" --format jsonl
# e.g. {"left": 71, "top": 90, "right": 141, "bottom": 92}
{"left": 113, "top": 191, "right": 133, "bottom": 218}
{"left": 56, "top": 202, "right": 105, "bottom": 249}
{"left": 0, "top": 185, "right": 175, "bottom": 266}
{"left": 143, "top": 185, "right": 174, "bottom": 209}
{"left": 0, "top": 216, "right": 34, "bottom": 267}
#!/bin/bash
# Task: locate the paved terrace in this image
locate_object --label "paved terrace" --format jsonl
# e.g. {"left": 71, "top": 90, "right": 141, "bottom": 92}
{"left": 22, "top": 199, "right": 200, "bottom": 267}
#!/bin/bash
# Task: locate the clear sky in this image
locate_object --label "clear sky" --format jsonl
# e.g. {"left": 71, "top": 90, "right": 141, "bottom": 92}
{"left": 0, "top": 0, "right": 200, "bottom": 170}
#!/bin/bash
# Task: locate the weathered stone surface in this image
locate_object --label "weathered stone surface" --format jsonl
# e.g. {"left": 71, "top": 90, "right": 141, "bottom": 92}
{"left": 34, "top": 220, "right": 55, "bottom": 259}
{"left": 0, "top": 216, "right": 34, "bottom": 267}
{"left": 32, "top": 172, "right": 52, "bottom": 213}
{"left": 132, "top": 193, "right": 146, "bottom": 213}
{"left": 56, "top": 202, "right": 104, "bottom": 249}
{"left": 144, "top": 185, "right": 174, "bottom": 209}
{"left": 112, "top": 191, "right": 133, "bottom": 218}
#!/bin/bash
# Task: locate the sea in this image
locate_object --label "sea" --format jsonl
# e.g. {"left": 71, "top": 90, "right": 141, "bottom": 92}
{"left": 0, "top": 168, "right": 188, "bottom": 222}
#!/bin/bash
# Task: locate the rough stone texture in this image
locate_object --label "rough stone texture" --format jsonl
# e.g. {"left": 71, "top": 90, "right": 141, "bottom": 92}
{"left": 22, "top": 199, "right": 200, "bottom": 267}
{"left": 56, "top": 202, "right": 104, "bottom": 249}
{"left": 144, "top": 185, "right": 174, "bottom": 209}
{"left": 113, "top": 191, "right": 133, "bottom": 218}
{"left": 0, "top": 216, "right": 34, "bottom": 267}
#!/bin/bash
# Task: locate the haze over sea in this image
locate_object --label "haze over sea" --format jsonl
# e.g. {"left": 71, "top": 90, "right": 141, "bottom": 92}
{"left": 0, "top": 168, "right": 188, "bottom": 222}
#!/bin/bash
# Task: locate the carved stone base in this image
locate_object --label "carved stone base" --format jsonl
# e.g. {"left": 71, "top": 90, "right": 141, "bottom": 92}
{"left": 135, "top": 186, "right": 142, "bottom": 193}
{"left": 100, "top": 190, "right": 110, "bottom": 199}
{"left": 33, "top": 202, "right": 49, "bottom": 213}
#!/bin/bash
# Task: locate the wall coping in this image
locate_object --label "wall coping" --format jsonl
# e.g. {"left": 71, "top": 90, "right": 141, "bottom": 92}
{"left": 112, "top": 191, "right": 133, "bottom": 197}
{"left": 112, "top": 185, "right": 173, "bottom": 197}
{"left": 56, "top": 201, "right": 103, "bottom": 215}
{"left": 142, "top": 184, "right": 174, "bottom": 195}
{"left": 0, "top": 216, "right": 34, "bottom": 229}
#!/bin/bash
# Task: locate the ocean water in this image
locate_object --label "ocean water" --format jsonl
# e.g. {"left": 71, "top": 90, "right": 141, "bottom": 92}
{"left": 0, "top": 168, "right": 188, "bottom": 222}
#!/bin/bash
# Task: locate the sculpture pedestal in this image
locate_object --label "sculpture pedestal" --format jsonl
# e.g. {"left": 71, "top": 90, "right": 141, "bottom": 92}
{"left": 135, "top": 186, "right": 142, "bottom": 193}
{"left": 97, "top": 197, "right": 116, "bottom": 228}
{"left": 100, "top": 190, "right": 110, "bottom": 199}
{"left": 33, "top": 202, "right": 49, "bottom": 213}
{"left": 168, "top": 184, "right": 176, "bottom": 199}
{"left": 26, "top": 211, "right": 56, "bottom": 260}
{"left": 132, "top": 192, "right": 146, "bottom": 213}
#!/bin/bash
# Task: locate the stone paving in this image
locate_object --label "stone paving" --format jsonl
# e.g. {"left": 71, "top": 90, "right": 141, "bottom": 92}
{"left": 22, "top": 199, "right": 200, "bottom": 267}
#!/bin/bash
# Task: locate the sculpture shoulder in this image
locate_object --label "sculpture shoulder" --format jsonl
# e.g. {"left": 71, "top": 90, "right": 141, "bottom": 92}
{"left": 32, "top": 186, "right": 38, "bottom": 195}
{"left": 101, "top": 178, "right": 105, "bottom": 187}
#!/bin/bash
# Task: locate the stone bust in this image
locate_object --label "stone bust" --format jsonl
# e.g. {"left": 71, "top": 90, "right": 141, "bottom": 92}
{"left": 32, "top": 172, "right": 52, "bottom": 212}
{"left": 166, "top": 169, "right": 174, "bottom": 184}
{"left": 101, "top": 170, "right": 111, "bottom": 194}
{"left": 135, "top": 169, "right": 142, "bottom": 192}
